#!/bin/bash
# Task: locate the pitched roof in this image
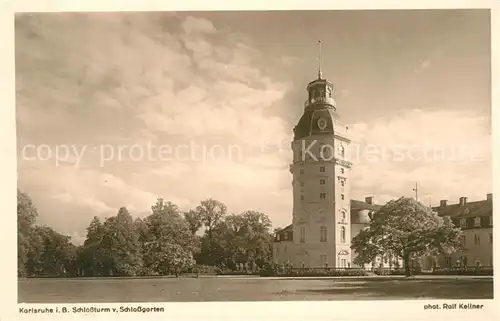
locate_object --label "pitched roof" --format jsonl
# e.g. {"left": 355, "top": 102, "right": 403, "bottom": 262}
{"left": 350, "top": 199, "right": 382, "bottom": 211}
{"left": 431, "top": 200, "right": 492, "bottom": 218}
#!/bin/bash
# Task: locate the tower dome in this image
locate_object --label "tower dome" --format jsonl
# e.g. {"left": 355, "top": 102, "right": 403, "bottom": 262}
{"left": 293, "top": 41, "right": 346, "bottom": 141}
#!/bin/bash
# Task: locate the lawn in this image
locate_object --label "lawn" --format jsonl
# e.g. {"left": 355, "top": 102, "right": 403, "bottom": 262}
{"left": 18, "top": 276, "right": 493, "bottom": 303}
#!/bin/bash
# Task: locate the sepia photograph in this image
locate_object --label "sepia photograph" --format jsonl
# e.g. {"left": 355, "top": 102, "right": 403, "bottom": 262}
{"left": 15, "top": 8, "right": 494, "bottom": 306}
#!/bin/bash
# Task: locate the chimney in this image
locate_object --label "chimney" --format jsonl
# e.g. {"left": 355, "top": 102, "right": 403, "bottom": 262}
{"left": 459, "top": 197, "right": 467, "bottom": 206}
{"left": 365, "top": 196, "right": 374, "bottom": 205}
{"left": 440, "top": 200, "right": 447, "bottom": 208}
{"left": 487, "top": 193, "right": 492, "bottom": 201}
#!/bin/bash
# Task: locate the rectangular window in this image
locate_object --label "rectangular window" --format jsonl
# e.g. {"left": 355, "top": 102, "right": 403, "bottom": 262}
{"left": 320, "top": 193, "right": 326, "bottom": 200}
{"left": 460, "top": 235, "right": 466, "bottom": 247}
{"left": 320, "top": 226, "right": 327, "bottom": 242}
{"left": 320, "top": 179, "right": 326, "bottom": 185}
{"left": 300, "top": 169, "right": 304, "bottom": 175}
{"left": 474, "top": 217, "right": 481, "bottom": 227}
{"left": 320, "top": 166, "right": 325, "bottom": 173}
{"left": 475, "top": 234, "right": 480, "bottom": 245}
{"left": 489, "top": 216, "right": 493, "bottom": 226}
{"left": 490, "top": 233, "right": 493, "bottom": 244}
{"left": 300, "top": 195, "right": 304, "bottom": 201}
{"left": 460, "top": 218, "right": 466, "bottom": 228}
{"left": 341, "top": 194, "right": 344, "bottom": 200}
{"left": 300, "top": 227, "right": 305, "bottom": 243}
{"left": 320, "top": 255, "right": 327, "bottom": 262}
{"left": 300, "top": 182, "right": 304, "bottom": 188}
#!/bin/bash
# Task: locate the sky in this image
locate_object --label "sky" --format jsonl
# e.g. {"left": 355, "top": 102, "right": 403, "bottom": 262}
{"left": 15, "top": 10, "right": 492, "bottom": 245}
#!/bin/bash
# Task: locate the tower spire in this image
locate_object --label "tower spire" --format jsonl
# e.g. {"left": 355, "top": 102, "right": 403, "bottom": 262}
{"left": 317, "top": 40, "right": 323, "bottom": 79}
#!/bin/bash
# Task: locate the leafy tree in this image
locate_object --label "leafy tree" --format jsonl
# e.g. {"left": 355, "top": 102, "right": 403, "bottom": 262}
{"left": 351, "top": 197, "right": 462, "bottom": 276}
{"left": 195, "top": 199, "right": 227, "bottom": 265}
{"left": 143, "top": 242, "right": 195, "bottom": 276}
{"left": 17, "top": 189, "right": 38, "bottom": 276}
{"left": 184, "top": 210, "right": 203, "bottom": 235}
{"left": 26, "top": 226, "right": 76, "bottom": 277}
{"left": 198, "top": 210, "right": 273, "bottom": 269}
{"left": 80, "top": 216, "right": 106, "bottom": 276}
{"left": 141, "top": 198, "right": 196, "bottom": 275}
{"left": 196, "top": 198, "right": 227, "bottom": 235}
{"left": 99, "top": 207, "right": 143, "bottom": 276}
{"left": 17, "top": 189, "right": 38, "bottom": 233}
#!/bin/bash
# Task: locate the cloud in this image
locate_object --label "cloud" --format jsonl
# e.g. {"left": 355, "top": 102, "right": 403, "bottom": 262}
{"left": 415, "top": 59, "right": 432, "bottom": 73}
{"left": 16, "top": 13, "right": 295, "bottom": 242}
{"left": 348, "top": 108, "right": 491, "bottom": 204}
{"left": 182, "top": 16, "right": 216, "bottom": 35}
{"left": 15, "top": 12, "right": 491, "bottom": 244}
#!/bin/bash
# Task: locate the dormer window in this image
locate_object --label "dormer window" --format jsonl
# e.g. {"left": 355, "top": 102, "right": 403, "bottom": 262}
{"left": 326, "top": 87, "right": 332, "bottom": 98}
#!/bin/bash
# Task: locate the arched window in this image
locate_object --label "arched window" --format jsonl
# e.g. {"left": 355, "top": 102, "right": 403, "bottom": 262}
{"left": 327, "top": 87, "right": 332, "bottom": 98}
{"left": 320, "top": 226, "right": 327, "bottom": 242}
{"left": 340, "top": 209, "right": 347, "bottom": 222}
{"left": 340, "top": 226, "right": 346, "bottom": 243}
{"left": 338, "top": 144, "right": 345, "bottom": 157}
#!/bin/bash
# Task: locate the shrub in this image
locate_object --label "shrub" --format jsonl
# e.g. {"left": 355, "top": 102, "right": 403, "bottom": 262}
{"left": 424, "top": 267, "right": 493, "bottom": 276}
{"left": 262, "top": 268, "right": 368, "bottom": 277}
{"left": 374, "top": 268, "right": 406, "bottom": 275}
{"left": 192, "top": 265, "right": 218, "bottom": 275}
{"left": 216, "top": 270, "right": 261, "bottom": 276}
{"left": 259, "top": 263, "right": 276, "bottom": 277}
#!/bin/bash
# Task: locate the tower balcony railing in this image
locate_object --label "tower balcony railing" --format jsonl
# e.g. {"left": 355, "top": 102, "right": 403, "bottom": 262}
{"left": 304, "top": 96, "right": 336, "bottom": 108}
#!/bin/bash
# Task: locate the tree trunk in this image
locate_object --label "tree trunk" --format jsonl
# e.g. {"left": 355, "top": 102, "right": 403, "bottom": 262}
{"left": 404, "top": 253, "right": 411, "bottom": 277}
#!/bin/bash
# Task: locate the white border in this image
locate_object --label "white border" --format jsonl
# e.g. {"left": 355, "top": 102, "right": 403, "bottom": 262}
{"left": 1, "top": 1, "right": 499, "bottom": 320}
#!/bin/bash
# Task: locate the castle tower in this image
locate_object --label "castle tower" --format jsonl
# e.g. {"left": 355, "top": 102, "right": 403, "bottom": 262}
{"left": 289, "top": 41, "right": 352, "bottom": 268}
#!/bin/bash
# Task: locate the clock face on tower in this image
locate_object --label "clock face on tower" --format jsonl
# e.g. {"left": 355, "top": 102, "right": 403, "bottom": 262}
{"left": 317, "top": 118, "right": 327, "bottom": 130}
